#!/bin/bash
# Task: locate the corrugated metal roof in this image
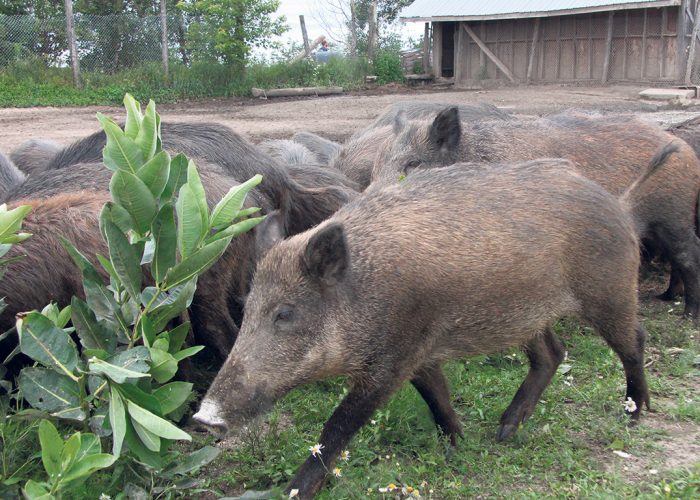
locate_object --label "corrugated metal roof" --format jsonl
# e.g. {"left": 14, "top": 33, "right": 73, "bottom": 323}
{"left": 401, "top": 0, "right": 680, "bottom": 22}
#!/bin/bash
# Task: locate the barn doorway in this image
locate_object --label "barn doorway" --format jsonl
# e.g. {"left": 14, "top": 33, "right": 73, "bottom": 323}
{"left": 441, "top": 21, "right": 456, "bottom": 78}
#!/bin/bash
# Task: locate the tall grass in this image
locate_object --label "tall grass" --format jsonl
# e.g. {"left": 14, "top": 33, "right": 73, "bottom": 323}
{"left": 0, "top": 55, "right": 378, "bottom": 107}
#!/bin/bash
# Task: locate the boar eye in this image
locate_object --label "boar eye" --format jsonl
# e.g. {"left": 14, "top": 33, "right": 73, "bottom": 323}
{"left": 273, "top": 306, "right": 294, "bottom": 326}
{"left": 404, "top": 159, "right": 420, "bottom": 173}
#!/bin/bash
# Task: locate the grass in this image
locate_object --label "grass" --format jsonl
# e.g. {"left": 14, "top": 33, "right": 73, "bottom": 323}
{"left": 193, "top": 270, "right": 700, "bottom": 499}
{"left": 0, "top": 56, "right": 376, "bottom": 108}
{"left": 1, "top": 268, "right": 697, "bottom": 498}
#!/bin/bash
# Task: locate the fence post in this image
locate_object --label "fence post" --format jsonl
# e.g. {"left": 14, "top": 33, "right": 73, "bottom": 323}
{"left": 300, "top": 15, "right": 310, "bottom": 57}
{"left": 63, "top": 0, "right": 81, "bottom": 89}
{"left": 350, "top": 1, "right": 357, "bottom": 57}
{"left": 160, "top": 0, "right": 169, "bottom": 80}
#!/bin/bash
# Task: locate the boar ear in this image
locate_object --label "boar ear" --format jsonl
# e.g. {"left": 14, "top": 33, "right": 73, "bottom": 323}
{"left": 429, "top": 107, "right": 461, "bottom": 154}
{"left": 302, "top": 223, "right": 349, "bottom": 287}
{"left": 393, "top": 110, "right": 408, "bottom": 135}
{"left": 255, "top": 210, "right": 286, "bottom": 258}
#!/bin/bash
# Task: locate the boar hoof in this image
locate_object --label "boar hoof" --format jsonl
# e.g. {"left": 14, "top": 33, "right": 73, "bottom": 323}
{"left": 655, "top": 290, "right": 677, "bottom": 302}
{"left": 495, "top": 423, "right": 519, "bottom": 442}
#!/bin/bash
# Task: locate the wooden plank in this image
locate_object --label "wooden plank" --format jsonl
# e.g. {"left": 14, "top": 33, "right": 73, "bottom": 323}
{"left": 480, "top": 22, "right": 486, "bottom": 68}
{"left": 601, "top": 11, "right": 615, "bottom": 83}
{"left": 556, "top": 16, "right": 562, "bottom": 79}
{"left": 641, "top": 9, "right": 648, "bottom": 78}
{"left": 292, "top": 36, "right": 326, "bottom": 62}
{"left": 64, "top": 0, "right": 81, "bottom": 88}
{"left": 300, "top": 15, "right": 311, "bottom": 57}
{"left": 252, "top": 86, "right": 343, "bottom": 98}
{"left": 527, "top": 17, "right": 540, "bottom": 83}
{"left": 433, "top": 22, "right": 443, "bottom": 77}
{"left": 423, "top": 22, "right": 430, "bottom": 73}
{"left": 462, "top": 23, "right": 515, "bottom": 82}
{"left": 685, "top": 0, "right": 700, "bottom": 82}
{"left": 455, "top": 22, "right": 464, "bottom": 82}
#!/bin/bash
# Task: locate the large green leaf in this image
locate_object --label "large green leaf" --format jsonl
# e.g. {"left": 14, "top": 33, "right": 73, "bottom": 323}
{"left": 162, "top": 153, "right": 188, "bottom": 202}
{"left": 0, "top": 204, "right": 31, "bottom": 241}
{"left": 153, "top": 382, "right": 193, "bottom": 415}
{"left": 162, "top": 446, "right": 220, "bottom": 477}
{"left": 124, "top": 420, "right": 162, "bottom": 469}
{"left": 108, "top": 346, "right": 150, "bottom": 373}
{"left": 99, "top": 202, "right": 134, "bottom": 238}
{"left": 148, "top": 348, "right": 178, "bottom": 384}
{"left": 18, "top": 312, "right": 79, "bottom": 379}
{"left": 148, "top": 280, "right": 196, "bottom": 332}
{"left": 60, "top": 432, "right": 80, "bottom": 472}
{"left": 88, "top": 358, "right": 150, "bottom": 384}
{"left": 167, "top": 322, "right": 191, "bottom": 354}
{"left": 210, "top": 174, "right": 263, "bottom": 229}
{"left": 61, "top": 453, "right": 117, "bottom": 485}
{"left": 206, "top": 216, "right": 265, "bottom": 244}
{"left": 176, "top": 184, "right": 204, "bottom": 259}
{"left": 187, "top": 161, "right": 208, "bottom": 225}
{"left": 110, "top": 171, "right": 157, "bottom": 235}
{"left": 23, "top": 479, "right": 51, "bottom": 500}
{"left": 103, "top": 218, "right": 142, "bottom": 301}
{"left": 163, "top": 238, "right": 230, "bottom": 290}
{"left": 137, "top": 150, "right": 170, "bottom": 199}
{"left": 151, "top": 205, "right": 176, "bottom": 283}
{"left": 71, "top": 297, "right": 117, "bottom": 353}
{"left": 117, "top": 383, "right": 162, "bottom": 415}
{"left": 38, "top": 420, "right": 62, "bottom": 478}
{"left": 126, "top": 401, "right": 191, "bottom": 441}
{"left": 173, "top": 345, "right": 204, "bottom": 362}
{"left": 18, "top": 367, "right": 83, "bottom": 419}
{"left": 59, "top": 236, "right": 103, "bottom": 284}
{"left": 135, "top": 100, "right": 158, "bottom": 162}
{"left": 97, "top": 113, "right": 144, "bottom": 173}
{"left": 109, "top": 388, "right": 126, "bottom": 456}
{"left": 132, "top": 419, "right": 161, "bottom": 452}
{"left": 123, "top": 94, "right": 142, "bottom": 139}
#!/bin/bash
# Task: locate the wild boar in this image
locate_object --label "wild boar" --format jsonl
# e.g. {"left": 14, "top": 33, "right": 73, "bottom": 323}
{"left": 194, "top": 159, "right": 650, "bottom": 498}
{"left": 328, "top": 126, "right": 395, "bottom": 189}
{"left": 10, "top": 139, "right": 62, "bottom": 177}
{"left": 374, "top": 108, "right": 700, "bottom": 318}
{"left": 0, "top": 151, "right": 26, "bottom": 203}
{"left": 258, "top": 139, "right": 321, "bottom": 166}
{"left": 292, "top": 132, "right": 341, "bottom": 165}
{"left": 367, "top": 101, "right": 511, "bottom": 129}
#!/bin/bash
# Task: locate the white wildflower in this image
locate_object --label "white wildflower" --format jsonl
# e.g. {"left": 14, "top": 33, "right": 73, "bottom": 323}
{"left": 624, "top": 397, "right": 638, "bottom": 413}
{"left": 289, "top": 488, "right": 299, "bottom": 498}
{"left": 308, "top": 443, "right": 324, "bottom": 457}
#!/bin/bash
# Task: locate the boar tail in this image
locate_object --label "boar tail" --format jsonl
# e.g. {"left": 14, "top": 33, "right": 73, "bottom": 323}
{"left": 620, "top": 140, "right": 681, "bottom": 203}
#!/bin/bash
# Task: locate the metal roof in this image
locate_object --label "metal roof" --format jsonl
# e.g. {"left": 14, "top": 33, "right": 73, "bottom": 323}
{"left": 400, "top": 0, "right": 681, "bottom": 22}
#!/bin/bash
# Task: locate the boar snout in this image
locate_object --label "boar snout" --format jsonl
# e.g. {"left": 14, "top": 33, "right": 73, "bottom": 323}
{"left": 192, "top": 398, "right": 229, "bottom": 436}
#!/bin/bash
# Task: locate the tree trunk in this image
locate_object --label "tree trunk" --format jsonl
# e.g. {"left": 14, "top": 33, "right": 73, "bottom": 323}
{"left": 63, "top": 0, "right": 81, "bottom": 88}
{"left": 350, "top": 0, "right": 357, "bottom": 57}
{"left": 160, "top": 0, "right": 169, "bottom": 80}
{"left": 176, "top": 12, "right": 190, "bottom": 66}
{"left": 367, "top": 0, "right": 377, "bottom": 62}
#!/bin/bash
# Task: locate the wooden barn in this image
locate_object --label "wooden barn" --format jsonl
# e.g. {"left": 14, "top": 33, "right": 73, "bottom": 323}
{"left": 400, "top": 0, "right": 700, "bottom": 85}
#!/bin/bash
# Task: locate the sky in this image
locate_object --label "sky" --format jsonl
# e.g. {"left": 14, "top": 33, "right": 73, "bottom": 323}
{"left": 269, "top": 0, "right": 424, "bottom": 54}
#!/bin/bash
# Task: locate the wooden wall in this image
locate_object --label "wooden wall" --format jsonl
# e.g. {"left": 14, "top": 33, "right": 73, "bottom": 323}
{"left": 436, "top": 6, "right": 684, "bottom": 84}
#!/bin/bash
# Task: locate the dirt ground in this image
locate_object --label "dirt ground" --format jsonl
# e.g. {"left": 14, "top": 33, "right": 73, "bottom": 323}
{"left": 2, "top": 83, "right": 700, "bottom": 152}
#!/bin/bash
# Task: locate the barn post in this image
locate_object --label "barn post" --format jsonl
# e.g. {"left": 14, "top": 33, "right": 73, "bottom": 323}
{"left": 685, "top": 0, "right": 700, "bottom": 83}
{"left": 423, "top": 22, "right": 430, "bottom": 73}
{"left": 678, "top": 0, "right": 692, "bottom": 80}
{"left": 527, "top": 17, "right": 541, "bottom": 84}
{"left": 601, "top": 11, "right": 614, "bottom": 84}
{"left": 64, "top": 0, "right": 81, "bottom": 89}
{"left": 433, "top": 22, "right": 443, "bottom": 77}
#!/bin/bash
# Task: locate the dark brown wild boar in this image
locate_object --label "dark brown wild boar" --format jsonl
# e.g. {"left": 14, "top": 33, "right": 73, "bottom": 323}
{"left": 10, "top": 139, "right": 62, "bottom": 177}
{"left": 374, "top": 109, "right": 700, "bottom": 318}
{"left": 194, "top": 159, "right": 650, "bottom": 498}
{"left": 292, "top": 132, "right": 341, "bottom": 165}
{"left": 0, "top": 151, "right": 26, "bottom": 202}
{"left": 328, "top": 126, "right": 395, "bottom": 189}
{"left": 258, "top": 139, "right": 320, "bottom": 166}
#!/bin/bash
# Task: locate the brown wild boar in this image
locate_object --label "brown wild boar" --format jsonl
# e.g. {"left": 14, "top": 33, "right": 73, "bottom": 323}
{"left": 194, "top": 159, "right": 651, "bottom": 498}
{"left": 328, "top": 126, "right": 395, "bottom": 189}
{"left": 374, "top": 108, "right": 700, "bottom": 318}
{"left": 10, "top": 139, "right": 62, "bottom": 177}
{"left": 367, "top": 100, "right": 511, "bottom": 129}
{"left": 292, "top": 132, "right": 341, "bottom": 165}
{"left": 258, "top": 139, "right": 321, "bottom": 166}
{"left": 0, "top": 151, "right": 26, "bottom": 203}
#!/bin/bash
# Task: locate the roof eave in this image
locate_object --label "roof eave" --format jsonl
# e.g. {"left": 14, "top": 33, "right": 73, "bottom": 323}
{"left": 400, "top": 0, "right": 681, "bottom": 23}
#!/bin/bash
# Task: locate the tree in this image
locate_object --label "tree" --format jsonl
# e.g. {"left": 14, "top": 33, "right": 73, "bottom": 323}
{"left": 178, "top": 0, "right": 287, "bottom": 68}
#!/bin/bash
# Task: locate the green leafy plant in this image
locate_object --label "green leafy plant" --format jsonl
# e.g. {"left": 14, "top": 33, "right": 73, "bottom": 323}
{"left": 12, "top": 93, "right": 263, "bottom": 495}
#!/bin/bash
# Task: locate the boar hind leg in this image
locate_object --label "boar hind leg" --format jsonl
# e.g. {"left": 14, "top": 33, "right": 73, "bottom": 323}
{"left": 286, "top": 382, "right": 395, "bottom": 499}
{"left": 659, "top": 230, "right": 700, "bottom": 318}
{"left": 657, "top": 266, "right": 683, "bottom": 301}
{"left": 411, "top": 363, "right": 463, "bottom": 446}
{"left": 496, "top": 328, "right": 564, "bottom": 442}
{"left": 599, "top": 323, "right": 650, "bottom": 420}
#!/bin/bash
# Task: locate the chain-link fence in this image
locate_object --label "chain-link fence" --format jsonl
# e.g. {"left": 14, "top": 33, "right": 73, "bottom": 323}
{"left": 0, "top": 13, "right": 188, "bottom": 73}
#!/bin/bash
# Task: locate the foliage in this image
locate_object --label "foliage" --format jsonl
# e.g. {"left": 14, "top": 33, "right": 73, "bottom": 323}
{"left": 177, "top": 0, "right": 287, "bottom": 68}
{"left": 373, "top": 48, "right": 403, "bottom": 84}
{"left": 3, "top": 93, "right": 263, "bottom": 497}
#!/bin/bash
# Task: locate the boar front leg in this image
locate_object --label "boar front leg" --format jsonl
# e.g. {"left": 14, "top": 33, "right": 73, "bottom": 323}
{"left": 411, "top": 363, "right": 463, "bottom": 446}
{"left": 285, "top": 382, "right": 394, "bottom": 498}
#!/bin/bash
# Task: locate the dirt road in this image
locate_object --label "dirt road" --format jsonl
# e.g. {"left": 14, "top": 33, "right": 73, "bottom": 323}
{"left": 1, "top": 84, "right": 699, "bottom": 152}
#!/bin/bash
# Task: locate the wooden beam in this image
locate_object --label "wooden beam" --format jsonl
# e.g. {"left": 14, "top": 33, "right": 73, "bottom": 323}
{"left": 641, "top": 8, "right": 648, "bottom": 78}
{"left": 601, "top": 11, "right": 614, "bottom": 83}
{"left": 300, "top": 15, "right": 311, "bottom": 57}
{"left": 423, "top": 22, "right": 430, "bottom": 73}
{"left": 526, "top": 17, "right": 540, "bottom": 83}
{"left": 462, "top": 23, "right": 515, "bottom": 82}
{"left": 252, "top": 86, "right": 343, "bottom": 98}
{"left": 685, "top": 0, "right": 700, "bottom": 83}
{"left": 292, "top": 36, "right": 326, "bottom": 62}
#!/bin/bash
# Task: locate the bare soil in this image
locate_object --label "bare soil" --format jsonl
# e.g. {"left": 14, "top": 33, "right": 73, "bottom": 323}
{"left": 2, "top": 83, "right": 700, "bottom": 152}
